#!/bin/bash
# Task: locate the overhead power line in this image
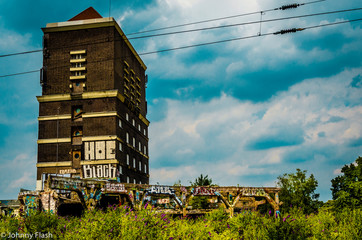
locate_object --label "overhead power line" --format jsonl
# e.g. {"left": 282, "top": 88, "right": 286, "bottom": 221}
{"left": 1, "top": 17, "right": 360, "bottom": 78}
{"left": 0, "top": 0, "right": 328, "bottom": 58}
{"left": 0, "top": 49, "right": 42, "bottom": 58}
{"left": 1, "top": 6, "right": 361, "bottom": 59}
{"left": 0, "top": 70, "right": 40, "bottom": 78}
{"left": 128, "top": 7, "right": 362, "bottom": 40}
{"left": 137, "top": 18, "right": 362, "bottom": 55}
{"left": 127, "top": 0, "right": 326, "bottom": 35}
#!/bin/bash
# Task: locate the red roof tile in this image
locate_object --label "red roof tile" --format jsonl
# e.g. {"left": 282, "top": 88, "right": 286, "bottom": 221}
{"left": 68, "top": 7, "right": 103, "bottom": 21}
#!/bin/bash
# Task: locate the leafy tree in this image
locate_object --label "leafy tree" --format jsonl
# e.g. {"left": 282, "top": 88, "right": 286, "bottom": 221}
{"left": 331, "top": 156, "right": 362, "bottom": 210}
{"left": 190, "top": 174, "right": 213, "bottom": 186}
{"left": 189, "top": 174, "right": 214, "bottom": 209}
{"left": 277, "top": 169, "right": 322, "bottom": 214}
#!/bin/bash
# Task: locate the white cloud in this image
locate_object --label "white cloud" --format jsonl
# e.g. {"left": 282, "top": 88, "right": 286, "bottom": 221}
{"left": 149, "top": 68, "right": 362, "bottom": 200}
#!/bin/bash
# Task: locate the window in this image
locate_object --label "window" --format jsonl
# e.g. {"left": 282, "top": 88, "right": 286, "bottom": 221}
{"left": 74, "top": 71, "right": 82, "bottom": 76}
{"left": 144, "top": 129, "right": 147, "bottom": 136}
{"left": 144, "top": 164, "right": 147, "bottom": 174}
{"left": 119, "top": 142, "right": 123, "bottom": 152}
{"left": 144, "top": 146, "right": 147, "bottom": 155}
{"left": 119, "top": 120, "right": 122, "bottom": 128}
{"left": 139, "top": 161, "right": 141, "bottom": 171}
{"left": 139, "top": 181, "right": 142, "bottom": 184}
{"left": 72, "top": 106, "right": 83, "bottom": 121}
{"left": 119, "top": 166, "right": 122, "bottom": 174}
{"left": 133, "top": 137, "right": 135, "bottom": 147}
{"left": 139, "top": 142, "right": 141, "bottom": 152}
{"left": 126, "top": 154, "right": 129, "bottom": 165}
{"left": 133, "top": 158, "right": 136, "bottom": 168}
{"left": 70, "top": 50, "right": 86, "bottom": 80}
{"left": 133, "top": 179, "right": 136, "bottom": 184}
{"left": 132, "top": 119, "right": 135, "bottom": 126}
{"left": 126, "top": 113, "right": 129, "bottom": 121}
{"left": 126, "top": 133, "right": 129, "bottom": 143}
{"left": 138, "top": 124, "right": 141, "bottom": 131}
{"left": 127, "top": 176, "right": 129, "bottom": 183}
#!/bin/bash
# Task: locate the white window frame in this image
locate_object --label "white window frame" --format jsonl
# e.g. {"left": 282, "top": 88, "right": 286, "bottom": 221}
{"left": 133, "top": 158, "right": 136, "bottom": 168}
{"left": 126, "top": 132, "right": 129, "bottom": 143}
{"left": 127, "top": 154, "right": 129, "bottom": 165}
{"left": 126, "top": 113, "right": 129, "bottom": 121}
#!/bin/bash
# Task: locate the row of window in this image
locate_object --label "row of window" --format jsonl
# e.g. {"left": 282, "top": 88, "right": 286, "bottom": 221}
{"left": 119, "top": 157, "right": 147, "bottom": 174}
{"left": 121, "top": 113, "right": 147, "bottom": 136}
{"left": 118, "top": 166, "right": 145, "bottom": 184}
{"left": 124, "top": 132, "right": 147, "bottom": 155}
{"left": 123, "top": 61, "right": 142, "bottom": 106}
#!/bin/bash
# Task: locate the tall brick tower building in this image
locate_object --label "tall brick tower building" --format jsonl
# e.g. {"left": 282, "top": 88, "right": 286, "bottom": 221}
{"left": 36, "top": 7, "right": 149, "bottom": 190}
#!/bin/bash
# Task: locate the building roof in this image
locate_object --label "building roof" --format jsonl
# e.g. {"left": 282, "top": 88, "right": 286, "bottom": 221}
{"left": 68, "top": 7, "right": 103, "bottom": 21}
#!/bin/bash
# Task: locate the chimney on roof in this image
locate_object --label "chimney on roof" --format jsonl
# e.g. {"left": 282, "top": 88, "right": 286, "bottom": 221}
{"left": 68, "top": 7, "right": 103, "bottom": 21}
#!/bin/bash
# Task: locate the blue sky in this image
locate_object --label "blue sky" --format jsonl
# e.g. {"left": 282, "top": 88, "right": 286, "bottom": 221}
{"left": 0, "top": 0, "right": 361, "bottom": 201}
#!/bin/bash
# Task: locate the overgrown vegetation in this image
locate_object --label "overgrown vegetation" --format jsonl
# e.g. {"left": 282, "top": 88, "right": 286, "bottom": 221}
{"left": 1, "top": 157, "right": 361, "bottom": 239}
{"left": 1, "top": 206, "right": 361, "bottom": 239}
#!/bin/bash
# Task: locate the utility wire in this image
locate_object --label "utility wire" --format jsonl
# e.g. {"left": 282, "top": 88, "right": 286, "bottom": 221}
{"left": 137, "top": 18, "right": 362, "bottom": 55}
{"left": 127, "top": 0, "right": 326, "bottom": 35}
{"left": 0, "top": 17, "right": 360, "bottom": 78}
{"left": 0, "top": 70, "right": 40, "bottom": 78}
{"left": 0, "top": 49, "right": 42, "bottom": 58}
{"left": 128, "top": 7, "right": 362, "bottom": 40}
{"left": 0, "top": 0, "right": 329, "bottom": 58}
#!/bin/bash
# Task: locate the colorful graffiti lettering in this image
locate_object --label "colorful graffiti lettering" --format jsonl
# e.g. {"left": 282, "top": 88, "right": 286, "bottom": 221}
{"left": 101, "top": 183, "right": 127, "bottom": 193}
{"left": 24, "top": 196, "right": 37, "bottom": 216}
{"left": 241, "top": 188, "right": 266, "bottom": 197}
{"left": 40, "top": 191, "right": 57, "bottom": 214}
{"left": 192, "top": 187, "right": 216, "bottom": 196}
{"left": 83, "top": 164, "right": 117, "bottom": 179}
{"left": 147, "top": 186, "right": 175, "bottom": 195}
{"left": 157, "top": 198, "right": 170, "bottom": 204}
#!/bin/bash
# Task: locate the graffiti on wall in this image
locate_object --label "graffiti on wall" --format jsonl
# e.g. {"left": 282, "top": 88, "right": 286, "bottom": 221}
{"left": 157, "top": 198, "right": 170, "bottom": 204}
{"left": 84, "top": 141, "right": 116, "bottom": 160}
{"left": 59, "top": 169, "right": 77, "bottom": 174}
{"left": 241, "top": 188, "right": 266, "bottom": 197}
{"left": 192, "top": 187, "right": 217, "bottom": 196}
{"left": 83, "top": 164, "right": 117, "bottom": 179}
{"left": 24, "top": 196, "right": 37, "bottom": 216}
{"left": 101, "top": 183, "right": 127, "bottom": 193}
{"left": 40, "top": 191, "right": 57, "bottom": 213}
{"left": 147, "top": 186, "right": 175, "bottom": 195}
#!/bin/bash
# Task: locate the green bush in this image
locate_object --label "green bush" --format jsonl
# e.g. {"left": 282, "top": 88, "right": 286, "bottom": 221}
{"left": 0, "top": 206, "right": 361, "bottom": 239}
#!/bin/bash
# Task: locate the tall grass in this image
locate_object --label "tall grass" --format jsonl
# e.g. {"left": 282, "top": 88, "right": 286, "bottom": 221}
{"left": 0, "top": 206, "right": 361, "bottom": 239}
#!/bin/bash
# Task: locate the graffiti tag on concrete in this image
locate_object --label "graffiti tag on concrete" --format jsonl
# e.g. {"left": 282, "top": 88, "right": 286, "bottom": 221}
{"left": 147, "top": 186, "right": 175, "bottom": 195}
{"left": 101, "top": 183, "right": 127, "bottom": 193}
{"left": 83, "top": 164, "right": 117, "bottom": 178}
{"left": 192, "top": 187, "right": 216, "bottom": 196}
{"left": 241, "top": 188, "right": 266, "bottom": 197}
{"left": 59, "top": 169, "right": 77, "bottom": 174}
